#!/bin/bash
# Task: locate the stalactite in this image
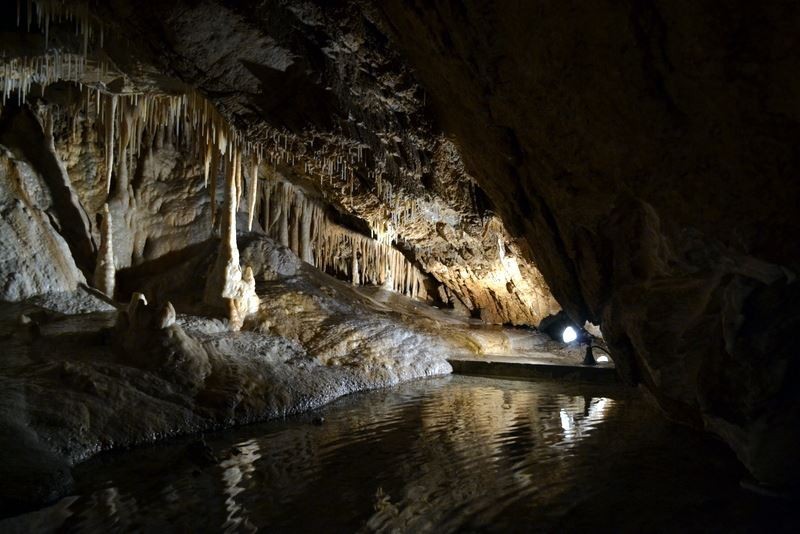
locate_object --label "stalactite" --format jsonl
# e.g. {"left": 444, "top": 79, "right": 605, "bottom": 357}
{"left": 233, "top": 147, "right": 242, "bottom": 212}
{"left": 2, "top": 0, "right": 106, "bottom": 105}
{"left": 278, "top": 183, "right": 289, "bottom": 247}
{"left": 203, "top": 141, "right": 212, "bottom": 187}
{"left": 261, "top": 177, "right": 271, "bottom": 234}
{"left": 222, "top": 159, "right": 238, "bottom": 272}
{"left": 351, "top": 242, "right": 360, "bottom": 286}
{"left": 1, "top": 1, "right": 433, "bottom": 304}
{"left": 22, "top": 0, "right": 95, "bottom": 56}
{"left": 0, "top": 54, "right": 96, "bottom": 106}
{"left": 290, "top": 199, "right": 300, "bottom": 254}
{"left": 246, "top": 159, "right": 258, "bottom": 232}
{"left": 104, "top": 94, "right": 117, "bottom": 195}
{"left": 256, "top": 178, "right": 427, "bottom": 300}
{"left": 300, "top": 200, "right": 313, "bottom": 264}
{"left": 1, "top": 4, "right": 424, "bottom": 242}
{"left": 209, "top": 146, "right": 219, "bottom": 226}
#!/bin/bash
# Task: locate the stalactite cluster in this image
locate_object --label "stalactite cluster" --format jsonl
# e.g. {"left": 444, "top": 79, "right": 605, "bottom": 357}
{"left": 1, "top": 0, "right": 103, "bottom": 108}
{"left": 269, "top": 128, "right": 427, "bottom": 246}
{"left": 0, "top": 0, "right": 434, "bottom": 308}
{"left": 78, "top": 87, "right": 262, "bottom": 211}
{"left": 1, "top": 54, "right": 94, "bottom": 106}
{"left": 17, "top": 0, "right": 98, "bottom": 52}
{"left": 259, "top": 178, "right": 427, "bottom": 300}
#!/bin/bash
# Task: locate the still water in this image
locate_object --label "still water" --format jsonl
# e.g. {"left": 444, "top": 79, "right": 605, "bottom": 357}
{"left": 6, "top": 375, "right": 796, "bottom": 532}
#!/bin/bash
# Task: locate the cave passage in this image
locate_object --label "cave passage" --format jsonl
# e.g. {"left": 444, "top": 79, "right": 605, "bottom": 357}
{"left": 1, "top": 0, "right": 798, "bottom": 530}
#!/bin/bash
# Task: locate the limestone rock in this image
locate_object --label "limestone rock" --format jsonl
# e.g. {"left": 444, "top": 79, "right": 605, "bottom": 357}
{"left": 114, "top": 293, "right": 212, "bottom": 390}
{"left": 0, "top": 147, "right": 85, "bottom": 301}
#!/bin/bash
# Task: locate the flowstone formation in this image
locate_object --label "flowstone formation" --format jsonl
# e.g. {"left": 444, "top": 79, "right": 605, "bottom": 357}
{"left": 257, "top": 177, "right": 428, "bottom": 299}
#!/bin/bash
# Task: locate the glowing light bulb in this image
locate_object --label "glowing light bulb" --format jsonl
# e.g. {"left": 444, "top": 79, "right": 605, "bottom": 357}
{"left": 597, "top": 355, "right": 610, "bottom": 363}
{"left": 562, "top": 326, "right": 577, "bottom": 343}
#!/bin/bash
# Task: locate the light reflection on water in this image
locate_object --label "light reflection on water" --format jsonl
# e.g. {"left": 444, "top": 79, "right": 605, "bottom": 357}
{"left": 6, "top": 375, "right": 795, "bottom": 532}
{"left": 221, "top": 440, "right": 261, "bottom": 533}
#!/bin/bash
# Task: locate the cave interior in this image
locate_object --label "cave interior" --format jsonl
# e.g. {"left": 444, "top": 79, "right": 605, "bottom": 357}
{"left": 0, "top": 0, "right": 798, "bottom": 530}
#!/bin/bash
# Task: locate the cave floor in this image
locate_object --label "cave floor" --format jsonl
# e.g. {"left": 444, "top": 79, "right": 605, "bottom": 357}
{"left": 2, "top": 375, "right": 794, "bottom": 533}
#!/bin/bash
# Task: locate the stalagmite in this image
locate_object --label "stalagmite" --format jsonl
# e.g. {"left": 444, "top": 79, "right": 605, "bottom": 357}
{"left": 93, "top": 203, "right": 115, "bottom": 298}
{"left": 123, "top": 293, "right": 149, "bottom": 331}
{"left": 204, "top": 150, "right": 259, "bottom": 330}
{"left": 105, "top": 94, "right": 117, "bottom": 195}
{"left": 157, "top": 301, "right": 177, "bottom": 329}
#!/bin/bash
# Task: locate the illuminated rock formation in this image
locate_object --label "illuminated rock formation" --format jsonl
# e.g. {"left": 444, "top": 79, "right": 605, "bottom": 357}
{"left": 204, "top": 147, "right": 259, "bottom": 330}
{"left": 1, "top": 0, "right": 795, "bottom": 502}
{"left": 93, "top": 203, "right": 115, "bottom": 297}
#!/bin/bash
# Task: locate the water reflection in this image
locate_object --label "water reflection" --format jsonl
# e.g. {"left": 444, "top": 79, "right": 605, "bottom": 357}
{"left": 4, "top": 375, "right": 794, "bottom": 532}
{"left": 221, "top": 440, "right": 260, "bottom": 533}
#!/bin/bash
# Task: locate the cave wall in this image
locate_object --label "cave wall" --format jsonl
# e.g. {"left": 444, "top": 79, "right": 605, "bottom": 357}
{"left": 0, "top": 122, "right": 85, "bottom": 300}
{"left": 49, "top": 93, "right": 215, "bottom": 274}
{"left": 0, "top": 90, "right": 216, "bottom": 301}
{"left": 371, "top": 0, "right": 800, "bottom": 487}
